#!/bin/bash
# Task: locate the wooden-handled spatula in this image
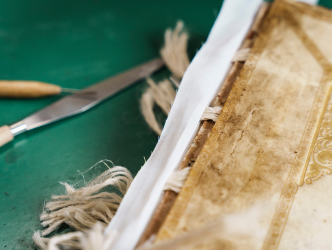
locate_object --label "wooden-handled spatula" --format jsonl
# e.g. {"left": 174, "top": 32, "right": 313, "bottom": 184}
{"left": 0, "top": 80, "right": 88, "bottom": 98}
{"left": 0, "top": 58, "right": 165, "bottom": 147}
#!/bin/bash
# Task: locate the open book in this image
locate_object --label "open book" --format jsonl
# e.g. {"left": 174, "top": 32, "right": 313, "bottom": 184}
{"left": 143, "top": 1, "right": 332, "bottom": 249}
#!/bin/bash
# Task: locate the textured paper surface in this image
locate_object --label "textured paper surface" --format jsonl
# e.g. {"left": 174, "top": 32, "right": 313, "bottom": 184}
{"left": 156, "top": 1, "right": 332, "bottom": 249}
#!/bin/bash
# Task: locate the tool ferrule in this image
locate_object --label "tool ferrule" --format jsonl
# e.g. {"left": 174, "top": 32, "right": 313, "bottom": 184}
{"left": 9, "top": 121, "right": 27, "bottom": 136}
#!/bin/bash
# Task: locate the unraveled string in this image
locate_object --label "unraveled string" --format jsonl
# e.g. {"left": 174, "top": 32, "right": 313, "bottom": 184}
{"left": 141, "top": 21, "right": 189, "bottom": 136}
{"left": 33, "top": 162, "right": 132, "bottom": 249}
{"left": 141, "top": 79, "right": 176, "bottom": 135}
{"left": 161, "top": 21, "right": 190, "bottom": 80}
{"left": 141, "top": 88, "right": 163, "bottom": 135}
{"left": 33, "top": 223, "right": 117, "bottom": 250}
{"left": 37, "top": 161, "right": 133, "bottom": 237}
{"left": 146, "top": 78, "right": 176, "bottom": 115}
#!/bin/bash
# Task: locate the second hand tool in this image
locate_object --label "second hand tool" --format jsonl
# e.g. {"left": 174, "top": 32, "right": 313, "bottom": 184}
{"left": 0, "top": 58, "right": 165, "bottom": 147}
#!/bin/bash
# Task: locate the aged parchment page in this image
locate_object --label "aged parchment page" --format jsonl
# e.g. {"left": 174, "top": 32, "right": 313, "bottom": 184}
{"left": 155, "top": 1, "right": 332, "bottom": 249}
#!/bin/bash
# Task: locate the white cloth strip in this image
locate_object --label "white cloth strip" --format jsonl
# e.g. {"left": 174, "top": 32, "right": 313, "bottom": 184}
{"left": 105, "top": 0, "right": 262, "bottom": 249}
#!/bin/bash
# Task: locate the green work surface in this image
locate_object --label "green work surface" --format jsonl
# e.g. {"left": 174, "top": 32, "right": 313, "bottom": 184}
{"left": 0, "top": 0, "right": 221, "bottom": 249}
{"left": 0, "top": 0, "right": 331, "bottom": 249}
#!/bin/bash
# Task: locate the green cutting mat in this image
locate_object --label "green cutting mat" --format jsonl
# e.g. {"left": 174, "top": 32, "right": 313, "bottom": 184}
{"left": 0, "top": 0, "right": 330, "bottom": 249}
{"left": 0, "top": 0, "right": 222, "bottom": 249}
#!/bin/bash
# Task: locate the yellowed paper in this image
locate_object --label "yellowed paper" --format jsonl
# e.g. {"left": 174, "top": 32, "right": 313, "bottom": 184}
{"left": 155, "top": 1, "right": 332, "bottom": 249}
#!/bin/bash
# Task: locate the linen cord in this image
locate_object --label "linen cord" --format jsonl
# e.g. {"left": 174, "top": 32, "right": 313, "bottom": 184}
{"left": 140, "top": 21, "right": 189, "bottom": 136}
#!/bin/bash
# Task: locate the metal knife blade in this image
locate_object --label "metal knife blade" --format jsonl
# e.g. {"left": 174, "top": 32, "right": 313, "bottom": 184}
{"left": 8, "top": 58, "right": 165, "bottom": 136}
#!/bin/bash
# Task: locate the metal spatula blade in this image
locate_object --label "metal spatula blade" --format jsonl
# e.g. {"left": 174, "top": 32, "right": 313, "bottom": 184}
{"left": 0, "top": 58, "right": 164, "bottom": 147}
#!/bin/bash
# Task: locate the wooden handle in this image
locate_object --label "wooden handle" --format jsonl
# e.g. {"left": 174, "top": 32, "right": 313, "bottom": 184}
{"left": 0, "top": 126, "right": 13, "bottom": 147}
{"left": 0, "top": 80, "right": 62, "bottom": 98}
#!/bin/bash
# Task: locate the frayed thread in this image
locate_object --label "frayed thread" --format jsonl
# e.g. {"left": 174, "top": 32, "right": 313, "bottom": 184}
{"left": 161, "top": 20, "right": 190, "bottom": 80}
{"left": 39, "top": 161, "right": 133, "bottom": 236}
{"left": 141, "top": 88, "right": 163, "bottom": 135}
{"left": 146, "top": 78, "right": 176, "bottom": 115}
{"left": 33, "top": 222, "right": 117, "bottom": 250}
{"left": 141, "top": 78, "right": 176, "bottom": 136}
{"left": 141, "top": 21, "right": 189, "bottom": 136}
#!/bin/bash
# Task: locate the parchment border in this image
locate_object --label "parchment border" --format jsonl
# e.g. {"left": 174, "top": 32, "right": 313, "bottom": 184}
{"left": 156, "top": 1, "right": 332, "bottom": 247}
